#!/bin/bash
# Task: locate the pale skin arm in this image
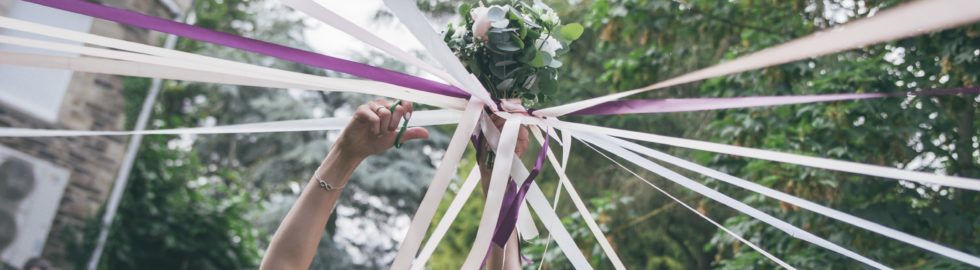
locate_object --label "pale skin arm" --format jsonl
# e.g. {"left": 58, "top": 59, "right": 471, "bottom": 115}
{"left": 260, "top": 99, "right": 426, "bottom": 270}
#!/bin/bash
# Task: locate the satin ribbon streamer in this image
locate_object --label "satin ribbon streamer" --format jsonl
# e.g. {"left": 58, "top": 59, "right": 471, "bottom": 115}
{"left": 570, "top": 87, "right": 980, "bottom": 115}
{"left": 550, "top": 120, "right": 980, "bottom": 191}
{"left": 0, "top": 110, "right": 459, "bottom": 137}
{"left": 23, "top": 0, "right": 470, "bottom": 98}
{"left": 606, "top": 135, "right": 980, "bottom": 267}
{"left": 535, "top": 0, "right": 980, "bottom": 117}
{"left": 574, "top": 131, "right": 889, "bottom": 269}
{"left": 490, "top": 130, "right": 550, "bottom": 247}
{"left": 7, "top": 1, "right": 980, "bottom": 268}
{"left": 577, "top": 137, "right": 795, "bottom": 269}
{"left": 531, "top": 127, "right": 627, "bottom": 270}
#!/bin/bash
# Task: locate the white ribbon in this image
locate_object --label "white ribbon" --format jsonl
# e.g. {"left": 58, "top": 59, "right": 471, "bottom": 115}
{"left": 534, "top": 0, "right": 980, "bottom": 116}
{"left": 0, "top": 110, "right": 459, "bottom": 137}
{"left": 529, "top": 127, "right": 627, "bottom": 270}
{"left": 607, "top": 136, "right": 980, "bottom": 267}
{"left": 574, "top": 131, "right": 889, "bottom": 269}
{"left": 460, "top": 117, "right": 522, "bottom": 269}
{"left": 521, "top": 173, "right": 593, "bottom": 269}
{"left": 476, "top": 113, "right": 592, "bottom": 269}
{"left": 390, "top": 99, "right": 483, "bottom": 270}
{"left": 412, "top": 165, "right": 482, "bottom": 269}
{"left": 561, "top": 129, "right": 572, "bottom": 171}
{"left": 0, "top": 52, "right": 463, "bottom": 111}
{"left": 278, "top": 0, "right": 463, "bottom": 87}
{"left": 381, "top": 0, "right": 496, "bottom": 107}
{"left": 575, "top": 135, "right": 795, "bottom": 270}
{"left": 477, "top": 112, "right": 540, "bottom": 242}
{"left": 552, "top": 120, "right": 980, "bottom": 191}
{"left": 0, "top": 17, "right": 468, "bottom": 109}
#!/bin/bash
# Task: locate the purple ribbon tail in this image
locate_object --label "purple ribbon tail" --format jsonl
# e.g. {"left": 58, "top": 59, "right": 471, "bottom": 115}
{"left": 25, "top": 0, "right": 470, "bottom": 99}
{"left": 490, "top": 129, "right": 550, "bottom": 247}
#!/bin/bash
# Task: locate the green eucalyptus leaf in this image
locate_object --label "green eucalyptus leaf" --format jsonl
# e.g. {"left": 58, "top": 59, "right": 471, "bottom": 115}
{"left": 496, "top": 43, "right": 521, "bottom": 52}
{"left": 458, "top": 3, "right": 472, "bottom": 19}
{"left": 489, "top": 28, "right": 518, "bottom": 33}
{"left": 489, "top": 62, "right": 508, "bottom": 78}
{"left": 505, "top": 66, "right": 528, "bottom": 78}
{"left": 495, "top": 60, "right": 517, "bottom": 67}
{"left": 510, "top": 33, "right": 525, "bottom": 49}
{"left": 522, "top": 74, "right": 538, "bottom": 89}
{"left": 518, "top": 47, "right": 536, "bottom": 62}
{"left": 496, "top": 78, "right": 516, "bottom": 91}
{"left": 530, "top": 51, "right": 550, "bottom": 67}
{"left": 558, "top": 23, "right": 584, "bottom": 41}
{"left": 491, "top": 19, "right": 510, "bottom": 28}
{"left": 538, "top": 69, "right": 557, "bottom": 94}
{"left": 524, "top": 17, "right": 542, "bottom": 29}
{"left": 526, "top": 29, "right": 541, "bottom": 41}
{"left": 487, "top": 6, "right": 506, "bottom": 20}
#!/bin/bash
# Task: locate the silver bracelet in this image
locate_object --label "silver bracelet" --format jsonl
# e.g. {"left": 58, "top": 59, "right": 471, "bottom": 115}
{"left": 314, "top": 167, "right": 346, "bottom": 191}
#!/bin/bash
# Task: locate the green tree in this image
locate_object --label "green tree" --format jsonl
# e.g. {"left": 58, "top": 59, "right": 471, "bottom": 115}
{"left": 421, "top": 1, "right": 978, "bottom": 269}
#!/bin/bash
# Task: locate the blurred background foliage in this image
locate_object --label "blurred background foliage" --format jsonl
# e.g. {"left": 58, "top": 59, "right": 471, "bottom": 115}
{"left": 68, "top": 0, "right": 978, "bottom": 269}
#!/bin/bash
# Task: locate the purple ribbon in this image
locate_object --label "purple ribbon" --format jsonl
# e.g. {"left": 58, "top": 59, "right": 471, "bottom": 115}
{"left": 490, "top": 129, "right": 550, "bottom": 247}
{"left": 25, "top": 0, "right": 470, "bottom": 99}
{"left": 31, "top": 1, "right": 980, "bottom": 117}
{"left": 570, "top": 87, "right": 980, "bottom": 115}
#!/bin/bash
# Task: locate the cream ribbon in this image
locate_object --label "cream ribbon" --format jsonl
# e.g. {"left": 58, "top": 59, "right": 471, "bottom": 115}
{"left": 534, "top": 0, "right": 980, "bottom": 117}
{"left": 389, "top": 99, "right": 483, "bottom": 270}
{"left": 576, "top": 134, "right": 795, "bottom": 269}
{"left": 574, "top": 131, "right": 888, "bottom": 269}
{"left": 411, "top": 165, "right": 482, "bottom": 269}
{"left": 278, "top": 0, "right": 463, "bottom": 88}
{"left": 474, "top": 113, "right": 592, "bottom": 269}
{"left": 460, "top": 117, "right": 522, "bottom": 269}
{"left": 4, "top": 1, "right": 978, "bottom": 268}
{"left": 380, "top": 0, "right": 496, "bottom": 107}
{"left": 0, "top": 17, "right": 468, "bottom": 109}
{"left": 607, "top": 135, "right": 980, "bottom": 267}
{"left": 0, "top": 109, "right": 459, "bottom": 137}
{"left": 0, "top": 52, "right": 464, "bottom": 111}
{"left": 551, "top": 120, "right": 980, "bottom": 191}
{"left": 529, "top": 127, "right": 627, "bottom": 270}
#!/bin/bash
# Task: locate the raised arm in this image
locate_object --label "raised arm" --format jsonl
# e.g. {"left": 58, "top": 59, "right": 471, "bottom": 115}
{"left": 260, "top": 99, "right": 426, "bottom": 270}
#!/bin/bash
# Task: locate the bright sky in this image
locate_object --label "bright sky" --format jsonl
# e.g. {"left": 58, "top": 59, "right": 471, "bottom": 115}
{"left": 301, "top": 0, "right": 447, "bottom": 81}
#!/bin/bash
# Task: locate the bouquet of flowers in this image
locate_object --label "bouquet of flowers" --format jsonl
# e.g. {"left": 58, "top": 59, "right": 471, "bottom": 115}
{"left": 445, "top": 1, "right": 583, "bottom": 105}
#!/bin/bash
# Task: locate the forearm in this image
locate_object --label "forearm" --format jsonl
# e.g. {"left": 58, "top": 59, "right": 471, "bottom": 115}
{"left": 260, "top": 148, "right": 362, "bottom": 270}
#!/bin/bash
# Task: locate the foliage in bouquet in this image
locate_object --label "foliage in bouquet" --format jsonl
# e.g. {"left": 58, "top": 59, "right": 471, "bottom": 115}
{"left": 444, "top": 1, "right": 583, "bottom": 104}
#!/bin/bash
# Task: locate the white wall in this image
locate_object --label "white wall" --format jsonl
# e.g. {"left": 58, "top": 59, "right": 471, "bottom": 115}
{"left": 0, "top": 1, "right": 93, "bottom": 122}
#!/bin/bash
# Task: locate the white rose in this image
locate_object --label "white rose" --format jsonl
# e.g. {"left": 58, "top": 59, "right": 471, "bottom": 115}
{"left": 470, "top": 6, "right": 491, "bottom": 40}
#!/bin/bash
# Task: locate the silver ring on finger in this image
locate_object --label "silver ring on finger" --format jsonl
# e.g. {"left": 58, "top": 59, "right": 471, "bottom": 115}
{"left": 374, "top": 105, "right": 387, "bottom": 114}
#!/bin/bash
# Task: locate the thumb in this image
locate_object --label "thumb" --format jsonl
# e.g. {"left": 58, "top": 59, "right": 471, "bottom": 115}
{"left": 399, "top": 127, "right": 429, "bottom": 142}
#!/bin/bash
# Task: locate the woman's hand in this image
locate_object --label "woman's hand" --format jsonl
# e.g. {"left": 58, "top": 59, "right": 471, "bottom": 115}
{"left": 477, "top": 114, "right": 530, "bottom": 186}
{"left": 334, "top": 98, "right": 429, "bottom": 160}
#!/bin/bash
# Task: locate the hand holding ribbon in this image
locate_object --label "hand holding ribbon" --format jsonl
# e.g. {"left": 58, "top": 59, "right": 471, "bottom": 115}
{"left": 335, "top": 99, "right": 425, "bottom": 160}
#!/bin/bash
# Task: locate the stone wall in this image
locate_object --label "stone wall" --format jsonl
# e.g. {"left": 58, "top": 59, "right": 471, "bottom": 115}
{"left": 0, "top": 0, "right": 190, "bottom": 267}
